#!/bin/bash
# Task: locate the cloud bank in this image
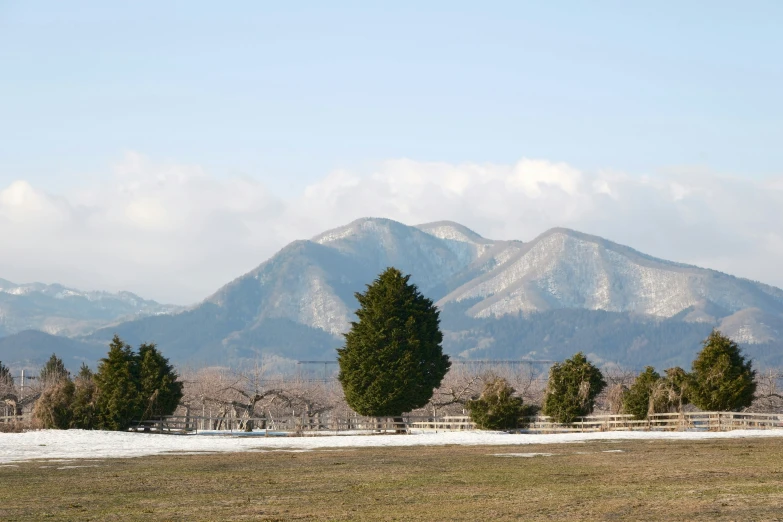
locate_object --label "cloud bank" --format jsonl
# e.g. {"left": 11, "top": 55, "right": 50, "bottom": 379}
{"left": 2, "top": 152, "right": 781, "bottom": 304}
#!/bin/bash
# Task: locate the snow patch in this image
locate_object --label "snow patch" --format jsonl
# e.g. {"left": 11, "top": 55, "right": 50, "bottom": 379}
{"left": 2, "top": 429, "right": 783, "bottom": 464}
{"left": 493, "top": 452, "right": 554, "bottom": 458}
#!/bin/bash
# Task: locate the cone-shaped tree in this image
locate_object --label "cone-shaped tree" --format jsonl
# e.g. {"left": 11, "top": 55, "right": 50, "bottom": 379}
{"left": 94, "top": 335, "right": 143, "bottom": 431}
{"left": 138, "top": 343, "right": 183, "bottom": 420}
{"left": 542, "top": 352, "right": 606, "bottom": 424}
{"left": 39, "top": 353, "right": 69, "bottom": 387}
{"left": 337, "top": 267, "right": 450, "bottom": 417}
{"left": 690, "top": 330, "right": 756, "bottom": 411}
{"left": 622, "top": 366, "right": 663, "bottom": 420}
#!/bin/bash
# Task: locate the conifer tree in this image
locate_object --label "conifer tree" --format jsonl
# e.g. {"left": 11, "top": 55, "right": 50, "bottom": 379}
{"left": 622, "top": 366, "right": 664, "bottom": 420}
{"left": 337, "top": 267, "right": 451, "bottom": 417}
{"left": 94, "top": 335, "right": 143, "bottom": 431}
{"left": 71, "top": 363, "right": 98, "bottom": 429}
{"left": 542, "top": 352, "right": 606, "bottom": 424}
{"left": 39, "top": 353, "right": 69, "bottom": 387}
{"left": 137, "top": 343, "right": 183, "bottom": 420}
{"left": 690, "top": 330, "right": 756, "bottom": 411}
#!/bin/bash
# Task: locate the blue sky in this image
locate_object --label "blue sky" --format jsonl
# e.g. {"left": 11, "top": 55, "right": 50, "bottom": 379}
{"left": 2, "top": 1, "right": 782, "bottom": 190}
{"left": 1, "top": 2, "right": 782, "bottom": 302}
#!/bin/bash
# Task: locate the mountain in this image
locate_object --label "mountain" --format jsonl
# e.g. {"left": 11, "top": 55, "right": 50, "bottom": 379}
{"left": 4, "top": 217, "right": 783, "bottom": 370}
{"left": 0, "top": 279, "right": 180, "bottom": 337}
{"left": 0, "top": 330, "right": 104, "bottom": 372}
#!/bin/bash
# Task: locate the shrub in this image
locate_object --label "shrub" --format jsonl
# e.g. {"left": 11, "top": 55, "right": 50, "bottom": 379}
{"left": 542, "top": 352, "right": 606, "bottom": 424}
{"left": 466, "top": 377, "right": 531, "bottom": 430}
{"left": 33, "top": 378, "right": 75, "bottom": 429}
{"left": 622, "top": 366, "right": 662, "bottom": 420}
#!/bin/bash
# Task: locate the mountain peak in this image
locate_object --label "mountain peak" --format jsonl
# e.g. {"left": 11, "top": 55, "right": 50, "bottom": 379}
{"left": 416, "top": 220, "right": 491, "bottom": 245}
{"left": 311, "top": 217, "right": 406, "bottom": 245}
{"left": 9, "top": 216, "right": 782, "bottom": 369}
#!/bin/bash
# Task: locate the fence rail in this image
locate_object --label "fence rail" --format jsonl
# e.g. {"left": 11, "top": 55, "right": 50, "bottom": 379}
{"left": 131, "top": 411, "right": 783, "bottom": 435}
{"left": 0, "top": 413, "right": 31, "bottom": 424}
{"left": 131, "top": 415, "right": 434, "bottom": 434}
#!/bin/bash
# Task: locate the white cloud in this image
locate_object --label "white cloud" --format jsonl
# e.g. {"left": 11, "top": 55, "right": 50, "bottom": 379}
{"left": 1, "top": 152, "right": 782, "bottom": 304}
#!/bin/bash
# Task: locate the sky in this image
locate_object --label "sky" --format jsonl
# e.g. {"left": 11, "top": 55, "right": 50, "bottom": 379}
{"left": 1, "top": 1, "right": 782, "bottom": 304}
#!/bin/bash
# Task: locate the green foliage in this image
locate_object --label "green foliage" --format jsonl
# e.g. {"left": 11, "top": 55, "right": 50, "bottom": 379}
{"left": 690, "top": 330, "right": 756, "bottom": 411}
{"left": 138, "top": 343, "right": 184, "bottom": 419}
{"left": 34, "top": 378, "right": 75, "bottom": 429}
{"left": 338, "top": 267, "right": 451, "bottom": 417}
{"left": 40, "top": 353, "right": 69, "bottom": 386}
{"left": 93, "top": 335, "right": 182, "bottom": 431}
{"left": 542, "top": 352, "right": 607, "bottom": 424}
{"left": 77, "top": 362, "right": 93, "bottom": 380}
{"left": 622, "top": 367, "right": 662, "bottom": 420}
{"left": 71, "top": 366, "right": 98, "bottom": 430}
{"left": 94, "top": 336, "right": 142, "bottom": 431}
{"left": 659, "top": 366, "right": 692, "bottom": 413}
{"left": 466, "top": 377, "right": 531, "bottom": 430}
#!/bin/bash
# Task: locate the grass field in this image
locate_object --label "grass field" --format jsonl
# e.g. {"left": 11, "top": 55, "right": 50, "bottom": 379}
{"left": 2, "top": 437, "right": 782, "bottom": 521}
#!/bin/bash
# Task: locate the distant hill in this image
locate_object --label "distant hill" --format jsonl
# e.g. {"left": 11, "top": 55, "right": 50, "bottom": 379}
{"left": 0, "top": 279, "right": 181, "bottom": 337}
{"left": 0, "top": 330, "right": 104, "bottom": 372}
{"left": 4, "top": 217, "right": 783, "bottom": 370}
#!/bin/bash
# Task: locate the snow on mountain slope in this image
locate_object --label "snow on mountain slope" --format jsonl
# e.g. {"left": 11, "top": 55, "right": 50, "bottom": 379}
{"left": 196, "top": 218, "right": 783, "bottom": 353}
{"left": 71, "top": 217, "right": 783, "bottom": 368}
{"left": 718, "top": 308, "right": 783, "bottom": 345}
{"left": 438, "top": 228, "right": 783, "bottom": 320}
{"left": 203, "top": 219, "right": 487, "bottom": 336}
{"left": 0, "top": 279, "right": 180, "bottom": 337}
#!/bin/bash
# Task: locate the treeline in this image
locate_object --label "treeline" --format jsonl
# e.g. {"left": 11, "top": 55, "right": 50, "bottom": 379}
{"left": 465, "top": 330, "right": 758, "bottom": 429}
{"left": 33, "top": 335, "right": 182, "bottom": 430}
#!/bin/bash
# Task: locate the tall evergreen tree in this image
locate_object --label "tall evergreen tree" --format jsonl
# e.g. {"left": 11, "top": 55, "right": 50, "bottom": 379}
{"left": 337, "top": 267, "right": 451, "bottom": 417}
{"left": 622, "top": 366, "right": 664, "bottom": 420}
{"left": 137, "top": 343, "right": 183, "bottom": 420}
{"left": 542, "top": 352, "right": 606, "bottom": 424}
{"left": 94, "top": 335, "right": 143, "bottom": 431}
{"left": 39, "top": 353, "right": 69, "bottom": 386}
{"left": 690, "top": 330, "right": 756, "bottom": 411}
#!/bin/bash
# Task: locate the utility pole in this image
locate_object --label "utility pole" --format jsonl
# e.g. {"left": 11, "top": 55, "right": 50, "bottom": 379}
{"left": 20, "top": 369, "right": 25, "bottom": 401}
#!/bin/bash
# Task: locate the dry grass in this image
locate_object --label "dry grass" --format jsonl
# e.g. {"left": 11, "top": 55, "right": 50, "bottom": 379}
{"left": 0, "top": 420, "right": 30, "bottom": 433}
{"left": 1, "top": 438, "right": 783, "bottom": 521}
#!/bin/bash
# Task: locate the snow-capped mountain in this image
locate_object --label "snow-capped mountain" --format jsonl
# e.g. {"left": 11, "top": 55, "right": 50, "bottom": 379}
{"left": 4, "top": 217, "right": 782, "bottom": 369}
{"left": 0, "top": 279, "right": 180, "bottom": 337}
{"left": 200, "top": 218, "right": 783, "bottom": 337}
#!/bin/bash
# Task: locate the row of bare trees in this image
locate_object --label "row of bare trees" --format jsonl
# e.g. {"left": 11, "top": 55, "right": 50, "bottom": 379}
{"left": 3, "top": 359, "right": 781, "bottom": 432}
{"left": 174, "top": 362, "right": 783, "bottom": 430}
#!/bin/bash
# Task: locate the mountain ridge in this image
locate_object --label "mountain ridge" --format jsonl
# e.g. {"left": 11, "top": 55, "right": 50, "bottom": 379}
{"left": 0, "top": 279, "right": 181, "bottom": 338}
{"left": 2, "top": 217, "right": 782, "bottom": 369}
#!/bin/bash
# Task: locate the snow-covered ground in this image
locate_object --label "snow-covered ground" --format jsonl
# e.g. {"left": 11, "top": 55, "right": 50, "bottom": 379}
{"left": 2, "top": 429, "right": 782, "bottom": 464}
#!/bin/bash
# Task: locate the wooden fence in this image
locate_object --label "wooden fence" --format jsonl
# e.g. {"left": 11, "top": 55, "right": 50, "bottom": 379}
{"left": 129, "top": 414, "right": 418, "bottom": 434}
{"left": 130, "top": 411, "right": 783, "bottom": 435}
{"left": 413, "top": 412, "right": 783, "bottom": 433}
{"left": 0, "top": 413, "right": 31, "bottom": 424}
